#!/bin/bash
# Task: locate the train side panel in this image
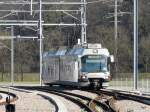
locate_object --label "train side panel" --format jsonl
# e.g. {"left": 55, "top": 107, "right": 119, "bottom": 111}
{"left": 59, "top": 56, "right": 78, "bottom": 82}
{"left": 43, "top": 56, "right": 79, "bottom": 85}
{"left": 43, "top": 57, "right": 60, "bottom": 83}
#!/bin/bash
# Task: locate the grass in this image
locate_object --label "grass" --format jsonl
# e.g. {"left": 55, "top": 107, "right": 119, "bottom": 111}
{"left": 139, "top": 73, "right": 150, "bottom": 79}
{"left": 0, "top": 72, "right": 39, "bottom": 82}
{"left": 110, "top": 78, "right": 150, "bottom": 92}
{"left": 110, "top": 79, "right": 133, "bottom": 87}
{"left": 113, "top": 73, "right": 150, "bottom": 79}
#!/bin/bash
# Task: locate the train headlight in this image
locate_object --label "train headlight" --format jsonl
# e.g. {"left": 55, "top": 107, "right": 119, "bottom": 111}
{"left": 105, "top": 75, "right": 111, "bottom": 81}
{"left": 105, "top": 76, "right": 108, "bottom": 79}
{"left": 82, "top": 76, "right": 86, "bottom": 79}
{"left": 80, "top": 73, "right": 87, "bottom": 79}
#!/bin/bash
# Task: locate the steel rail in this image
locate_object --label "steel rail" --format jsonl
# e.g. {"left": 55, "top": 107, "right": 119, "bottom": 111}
{"left": 37, "top": 94, "right": 59, "bottom": 112}
{"left": 17, "top": 86, "right": 112, "bottom": 112}
{"left": 36, "top": 88, "right": 94, "bottom": 112}
{"left": 40, "top": 87, "right": 112, "bottom": 112}
{"left": 99, "top": 89, "right": 150, "bottom": 105}
{"left": 84, "top": 89, "right": 150, "bottom": 111}
{"left": 105, "top": 89, "right": 150, "bottom": 97}
{"left": 10, "top": 86, "right": 90, "bottom": 112}
{"left": 1, "top": 87, "right": 59, "bottom": 112}
{"left": 83, "top": 89, "right": 116, "bottom": 112}
{"left": 88, "top": 95, "right": 110, "bottom": 112}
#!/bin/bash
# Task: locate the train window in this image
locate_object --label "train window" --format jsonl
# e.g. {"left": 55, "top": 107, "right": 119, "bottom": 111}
{"left": 81, "top": 55, "right": 108, "bottom": 73}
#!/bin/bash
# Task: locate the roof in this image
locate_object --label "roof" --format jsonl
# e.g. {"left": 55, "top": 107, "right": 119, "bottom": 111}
{"left": 43, "top": 44, "right": 110, "bottom": 58}
{"left": 43, "top": 46, "right": 84, "bottom": 58}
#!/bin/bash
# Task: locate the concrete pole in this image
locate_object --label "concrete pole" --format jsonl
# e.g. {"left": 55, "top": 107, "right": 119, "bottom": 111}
{"left": 81, "top": 0, "right": 87, "bottom": 44}
{"left": 30, "top": 0, "right": 33, "bottom": 15}
{"left": 11, "top": 26, "right": 14, "bottom": 86}
{"left": 39, "top": 0, "right": 43, "bottom": 86}
{"left": 114, "top": 0, "right": 118, "bottom": 41}
{"left": 133, "top": 0, "right": 138, "bottom": 90}
{"left": 114, "top": 0, "right": 118, "bottom": 85}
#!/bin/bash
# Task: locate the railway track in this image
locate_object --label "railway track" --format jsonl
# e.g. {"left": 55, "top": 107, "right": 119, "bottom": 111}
{"left": 16, "top": 86, "right": 114, "bottom": 112}
{"left": 71, "top": 88, "right": 150, "bottom": 111}
{"left": 99, "top": 89, "right": 150, "bottom": 105}
{"left": 0, "top": 86, "right": 57, "bottom": 112}
{"left": 0, "top": 91, "right": 18, "bottom": 105}
{"left": 42, "top": 88, "right": 113, "bottom": 112}
{"left": 86, "top": 89, "right": 150, "bottom": 111}
{"left": 14, "top": 86, "right": 150, "bottom": 112}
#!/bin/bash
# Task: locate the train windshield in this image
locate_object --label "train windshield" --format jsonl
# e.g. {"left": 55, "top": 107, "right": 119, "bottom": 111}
{"left": 81, "top": 55, "right": 108, "bottom": 73}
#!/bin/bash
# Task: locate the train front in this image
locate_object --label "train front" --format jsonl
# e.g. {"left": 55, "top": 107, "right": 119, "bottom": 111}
{"left": 79, "top": 44, "right": 114, "bottom": 89}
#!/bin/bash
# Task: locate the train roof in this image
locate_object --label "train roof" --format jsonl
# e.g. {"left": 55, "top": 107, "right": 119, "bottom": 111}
{"left": 43, "top": 44, "right": 109, "bottom": 58}
{"left": 43, "top": 46, "right": 84, "bottom": 58}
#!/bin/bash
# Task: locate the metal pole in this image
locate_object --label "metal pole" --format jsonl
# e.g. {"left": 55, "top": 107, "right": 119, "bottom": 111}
{"left": 39, "top": 0, "right": 43, "bottom": 86}
{"left": 84, "top": 0, "right": 87, "bottom": 44}
{"left": 133, "top": 0, "right": 138, "bottom": 90}
{"left": 30, "top": 0, "right": 33, "bottom": 15}
{"left": 11, "top": 26, "right": 14, "bottom": 86}
{"left": 114, "top": 0, "right": 118, "bottom": 87}
{"left": 81, "top": 0, "right": 87, "bottom": 44}
{"left": 114, "top": 0, "right": 118, "bottom": 42}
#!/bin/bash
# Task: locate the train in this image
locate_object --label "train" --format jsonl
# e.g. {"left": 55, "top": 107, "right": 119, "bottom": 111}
{"left": 42, "top": 43, "right": 114, "bottom": 89}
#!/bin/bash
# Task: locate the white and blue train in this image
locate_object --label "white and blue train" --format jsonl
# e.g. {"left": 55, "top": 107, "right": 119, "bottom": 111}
{"left": 42, "top": 43, "right": 114, "bottom": 89}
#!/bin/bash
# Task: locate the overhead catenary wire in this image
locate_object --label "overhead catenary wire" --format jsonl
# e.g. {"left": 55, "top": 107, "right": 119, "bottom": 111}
{"left": 0, "top": 10, "right": 81, "bottom": 12}
{"left": 0, "top": 1, "right": 87, "bottom": 5}
{"left": 0, "top": 12, "right": 16, "bottom": 19}
{"left": 87, "top": 0, "right": 113, "bottom": 4}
